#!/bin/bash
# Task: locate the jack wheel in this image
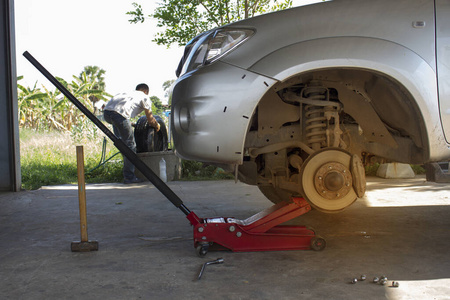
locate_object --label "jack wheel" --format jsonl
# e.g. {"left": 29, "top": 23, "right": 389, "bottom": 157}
{"left": 196, "top": 244, "right": 209, "bottom": 258}
{"left": 310, "top": 236, "right": 326, "bottom": 251}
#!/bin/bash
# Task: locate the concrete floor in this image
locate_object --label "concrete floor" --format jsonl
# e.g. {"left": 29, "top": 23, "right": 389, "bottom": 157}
{"left": 0, "top": 176, "right": 449, "bottom": 299}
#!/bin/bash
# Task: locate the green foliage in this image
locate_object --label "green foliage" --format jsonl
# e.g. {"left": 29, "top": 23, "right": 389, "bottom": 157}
{"left": 20, "top": 129, "right": 233, "bottom": 190}
{"left": 20, "top": 129, "right": 122, "bottom": 190}
{"left": 21, "top": 160, "right": 77, "bottom": 189}
{"left": 79, "top": 65, "right": 106, "bottom": 91}
{"left": 365, "top": 163, "right": 380, "bottom": 176}
{"left": 17, "top": 66, "right": 111, "bottom": 132}
{"left": 410, "top": 164, "right": 425, "bottom": 175}
{"left": 128, "top": 0, "right": 293, "bottom": 47}
{"left": 365, "top": 163, "right": 426, "bottom": 176}
{"left": 70, "top": 116, "right": 101, "bottom": 144}
{"left": 150, "top": 95, "right": 164, "bottom": 115}
{"left": 126, "top": 2, "right": 146, "bottom": 23}
{"left": 181, "top": 160, "right": 234, "bottom": 180}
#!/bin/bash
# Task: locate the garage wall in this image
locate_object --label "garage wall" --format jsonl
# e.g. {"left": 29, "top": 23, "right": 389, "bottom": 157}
{"left": 0, "top": 0, "right": 21, "bottom": 192}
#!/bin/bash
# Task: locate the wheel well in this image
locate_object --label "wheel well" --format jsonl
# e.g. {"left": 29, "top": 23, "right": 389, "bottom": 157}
{"left": 250, "top": 68, "right": 428, "bottom": 163}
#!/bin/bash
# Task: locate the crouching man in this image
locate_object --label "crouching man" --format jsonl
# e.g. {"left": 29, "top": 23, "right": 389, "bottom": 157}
{"left": 103, "top": 83, "right": 160, "bottom": 184}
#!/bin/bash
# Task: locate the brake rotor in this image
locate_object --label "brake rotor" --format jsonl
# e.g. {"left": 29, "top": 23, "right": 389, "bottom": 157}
{"left": 300, "top": 148, "right": 359, "bottom": 213}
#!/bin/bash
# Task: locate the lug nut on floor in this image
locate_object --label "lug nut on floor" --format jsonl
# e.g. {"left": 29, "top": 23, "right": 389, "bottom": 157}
{"left": 350, "top": 274, "right": 399, "bottom": 288}
{"left": 350, "top": 274, "right": 367, "bottom": 283}
{"left": 391, "top": 281, "right": 400, "bottom": 287}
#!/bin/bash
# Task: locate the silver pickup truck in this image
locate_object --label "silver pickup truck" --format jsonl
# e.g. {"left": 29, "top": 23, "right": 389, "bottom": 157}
{"left": 170, "top": 0, "right": 450, "bottom": 212}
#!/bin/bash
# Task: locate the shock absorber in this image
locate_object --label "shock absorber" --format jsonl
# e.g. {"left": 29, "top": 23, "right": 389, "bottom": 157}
{"left": 302, "top": 86, "right": 329, "bottom": 151}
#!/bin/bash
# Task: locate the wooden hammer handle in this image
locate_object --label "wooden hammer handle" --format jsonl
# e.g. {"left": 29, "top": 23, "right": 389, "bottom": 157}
{"left": 76, "top": 146, "right": 88, "bottom": 242}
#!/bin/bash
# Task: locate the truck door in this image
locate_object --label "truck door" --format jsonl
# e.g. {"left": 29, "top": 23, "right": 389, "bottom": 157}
{"left": 436, "top": 0, "right": 450, "bottom": 142}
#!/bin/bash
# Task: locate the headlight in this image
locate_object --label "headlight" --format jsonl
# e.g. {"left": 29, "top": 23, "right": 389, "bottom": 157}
{"left": 179, "top": 28, "right": 254, "bottom": 76}
{"left": 205, "top": 29, "right": 254, "bottom": 63}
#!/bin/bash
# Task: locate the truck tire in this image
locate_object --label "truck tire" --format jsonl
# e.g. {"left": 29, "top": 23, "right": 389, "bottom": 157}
{"left": 134, "top": 115, "right": 168, "bottom": 153}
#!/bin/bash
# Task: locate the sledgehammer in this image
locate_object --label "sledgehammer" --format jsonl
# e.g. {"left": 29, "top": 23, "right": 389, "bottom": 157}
{"left": 71, "top": 146, "right": 98, "bottom": 252}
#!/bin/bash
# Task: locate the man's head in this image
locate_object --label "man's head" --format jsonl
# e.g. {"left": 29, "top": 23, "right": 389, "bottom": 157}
{"left": 136, "top": 83, "right": 149, "bottom": 95}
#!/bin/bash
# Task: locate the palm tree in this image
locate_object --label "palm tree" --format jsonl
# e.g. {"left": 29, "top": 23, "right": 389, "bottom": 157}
{"left": 79, "top": 65, "right": 106, "bottom": 91}
{"left": 17, "top": 67, "right": 112, "bottom": 131}
{"left": 75, "top": 66, "right": 111, "bottom": 114}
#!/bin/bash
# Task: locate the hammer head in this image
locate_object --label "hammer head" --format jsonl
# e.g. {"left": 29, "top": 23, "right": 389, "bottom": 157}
{"left": 71, "top": 241, "right": 99, "bottom": 252}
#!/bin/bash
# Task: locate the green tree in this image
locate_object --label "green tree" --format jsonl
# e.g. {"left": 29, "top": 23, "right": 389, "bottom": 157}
{"left": 71, "top": 72, "right": 110, "bottom": 103}
{"left": 79, "top": 65, "right": 106, "bottom": 91}
{"left": 17, "top": 77, "right": 47, "bottom": 129}
{"left": 150, "top": 95, "right": 164, "bottom": 116}
{"left": 17, "top": 66, "right": 111, "bottom": 132}
{"left": 127, "top": 0, "right": 293, "bottom": 47}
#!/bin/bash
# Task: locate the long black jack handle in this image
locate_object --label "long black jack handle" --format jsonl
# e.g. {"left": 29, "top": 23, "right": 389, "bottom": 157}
{"left": 23, "top": 51, "right": 191, "bottom": 216}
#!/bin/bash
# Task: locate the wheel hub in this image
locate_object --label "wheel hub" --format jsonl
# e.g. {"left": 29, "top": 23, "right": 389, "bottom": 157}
{"left": 314, "top": 162, "right": 352, "bottom": 200}
{"left": 323, "top": 171, "right": 344, "bottom": 191}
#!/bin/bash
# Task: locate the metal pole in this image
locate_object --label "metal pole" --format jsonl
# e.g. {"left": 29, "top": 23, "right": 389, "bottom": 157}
{"left": 23, "top": 51, "right": 191, "bottom": 216}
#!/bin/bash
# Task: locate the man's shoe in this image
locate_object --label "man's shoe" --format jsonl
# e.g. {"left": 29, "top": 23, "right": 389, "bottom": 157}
{"left": 124, "top": 177, "right": 144, "bottom": 184}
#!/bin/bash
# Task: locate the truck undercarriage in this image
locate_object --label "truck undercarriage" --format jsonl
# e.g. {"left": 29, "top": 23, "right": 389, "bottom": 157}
{"left": 239, "top": 69, "right": 427, "bottom": 212}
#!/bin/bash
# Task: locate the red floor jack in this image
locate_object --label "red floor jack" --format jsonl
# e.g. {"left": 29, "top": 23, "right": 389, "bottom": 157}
{"left": 188, "top": 197, "right": 325, "bottom": 256}
{"left": 24, "top": 52, "right": 326, "bottom": 256}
